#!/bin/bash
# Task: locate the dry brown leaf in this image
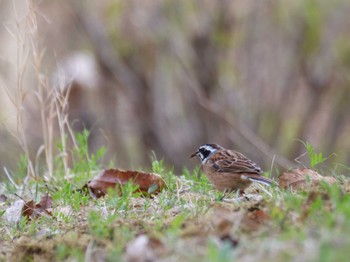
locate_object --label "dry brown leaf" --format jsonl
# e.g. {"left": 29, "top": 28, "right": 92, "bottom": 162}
{"left": 21, "top": 194, "right": 53, "bottom": 221}
{"left": 278, "top": 168, "right": 337, "bottom": 190}
{"left": 87, "top": 169, "right": 166, "bottom": 198}
{"left": 22, "top": 200, "right": 35, "bottom": 219}
{"left": 37, "top": 193, "right": 53, "bottom": 210}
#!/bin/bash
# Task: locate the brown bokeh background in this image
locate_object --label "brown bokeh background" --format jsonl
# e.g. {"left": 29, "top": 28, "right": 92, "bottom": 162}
{"left": 1, "top": 0, "right": 350, "bottom": 178}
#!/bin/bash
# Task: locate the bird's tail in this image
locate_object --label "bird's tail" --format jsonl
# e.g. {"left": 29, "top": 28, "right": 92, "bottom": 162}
{"left": 241, "top": 174, "right": 277, "bottom": 187}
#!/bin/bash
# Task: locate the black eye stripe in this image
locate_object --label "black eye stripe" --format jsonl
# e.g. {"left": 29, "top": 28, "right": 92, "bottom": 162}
{"left": 199, "top": 148, "right": 212, "bottom": 160}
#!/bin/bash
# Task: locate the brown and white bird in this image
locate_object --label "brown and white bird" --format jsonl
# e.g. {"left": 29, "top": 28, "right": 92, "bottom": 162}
{"left": 191, "top": 144, "right": 274, "bottom": 192}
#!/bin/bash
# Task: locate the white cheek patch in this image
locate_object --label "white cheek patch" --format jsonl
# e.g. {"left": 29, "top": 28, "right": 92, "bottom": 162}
{"left": 202, "top": 157, "right": 209, "bottom": 165}
{"left": 199, "top": 148, "right": 217, "bottom": 164}
{"left": 198, "top": 152, "right": 205, "bottom": 162}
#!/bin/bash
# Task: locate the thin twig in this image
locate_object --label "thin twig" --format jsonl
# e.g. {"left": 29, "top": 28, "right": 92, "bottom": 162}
{"left": 270, "top": 154, "right": 276, "bottom": 178}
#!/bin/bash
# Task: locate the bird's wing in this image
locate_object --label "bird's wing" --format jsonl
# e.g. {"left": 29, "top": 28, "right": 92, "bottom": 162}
{"left": 209, "top": 150, "right": 262, "bottom": 174}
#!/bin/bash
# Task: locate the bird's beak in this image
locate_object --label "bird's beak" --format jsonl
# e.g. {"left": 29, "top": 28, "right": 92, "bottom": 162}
{"left": 190, "top": 151, "right": 198, "bottom": 158}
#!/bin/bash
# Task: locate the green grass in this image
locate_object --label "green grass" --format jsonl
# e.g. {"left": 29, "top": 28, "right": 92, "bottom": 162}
{"left": 1, "top": 136, "right": 350, "bottom": 261}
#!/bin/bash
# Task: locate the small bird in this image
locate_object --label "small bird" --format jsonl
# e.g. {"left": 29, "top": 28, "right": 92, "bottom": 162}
{"left": 191, "top": 143, "right": 274, "bottom": 192}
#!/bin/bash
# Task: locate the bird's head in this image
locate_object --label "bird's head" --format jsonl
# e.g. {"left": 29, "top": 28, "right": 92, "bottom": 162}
{"left": 190, "top": 143, "right": 223, "bottom": 164}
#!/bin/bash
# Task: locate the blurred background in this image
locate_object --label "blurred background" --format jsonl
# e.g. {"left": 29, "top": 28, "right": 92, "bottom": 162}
{"left": 0, "top": 0, "right": 350, "bottom": 179}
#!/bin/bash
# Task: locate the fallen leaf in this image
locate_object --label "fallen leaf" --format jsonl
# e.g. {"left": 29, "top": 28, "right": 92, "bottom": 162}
{"left": 37, "top": 193, "right": 53, "bottom": 210}
{"left": 22, "top": 200, "right": 35, "bottom": 219}
{"left": 21, "top": 194, "right": 53, "bottom": 221}
{"left": 278, "top": 168, "right": 337, "bottom": 190}
{"left": 87, "top": 169, "right": 166, "bottom": 198}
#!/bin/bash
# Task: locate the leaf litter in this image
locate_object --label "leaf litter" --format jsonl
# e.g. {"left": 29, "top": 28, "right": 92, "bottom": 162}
{"left": 278, "top": 168, "right": 337, "bottom": 190}
{"left": 1, "top": 166, "right": 349, "bottom": 261}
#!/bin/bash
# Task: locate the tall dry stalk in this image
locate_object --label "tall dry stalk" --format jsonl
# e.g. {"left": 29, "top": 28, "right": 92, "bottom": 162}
{"left": 1, "top": 0, "right": 36, "bottom": 180}
{"left": 2, "top": 0, "right": 74, "bottom": 181}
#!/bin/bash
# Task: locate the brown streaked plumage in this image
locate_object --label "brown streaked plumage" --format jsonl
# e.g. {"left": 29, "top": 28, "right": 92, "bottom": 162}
{"left": 191, "top": 143, "right": 274, "bottom": 192}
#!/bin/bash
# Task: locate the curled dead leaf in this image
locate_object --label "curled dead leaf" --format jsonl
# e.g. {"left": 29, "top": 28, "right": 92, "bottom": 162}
{"left": 22, "top": 200, "right": 35, "bottom": 219}
{"left": 278, "top": 168, "right": 337, "bottom": 190}
{"left": 87, "top": 169, "right": 166, "bottom": 198}
{"left": 38, "top": 193, "right": 53, "bottom": 210}
{"left": 22, "top": 194, "right": 53, "bottom": 221}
